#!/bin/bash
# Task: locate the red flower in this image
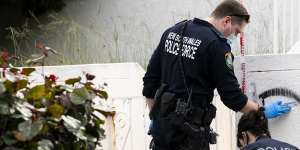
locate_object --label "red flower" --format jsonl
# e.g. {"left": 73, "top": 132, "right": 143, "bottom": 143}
{"left": 1, "top": 49, "right": 9, "bottom": 62}
{"left": 0, "top": 49, "right": 10, "bottom": 69}
{"left": 85, "top": 73, "right": 95, "bottom": 80}
{"left": 49, "top": 74, "right": 58, "bottom": 82}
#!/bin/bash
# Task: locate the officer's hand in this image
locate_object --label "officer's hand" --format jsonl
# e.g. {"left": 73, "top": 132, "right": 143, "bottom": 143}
{"left": 264, "top": 101, "right": 292, "bottom": 119}
{"left": 146, "top": 98, "right": 155, "bottom": 111}
{"left": 148, "top": 120, "right": 157, "bottom": 135}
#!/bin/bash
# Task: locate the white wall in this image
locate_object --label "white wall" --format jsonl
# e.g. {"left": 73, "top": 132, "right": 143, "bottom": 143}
{"left": 235, "top": 54, "right": 300, "bottom": 147}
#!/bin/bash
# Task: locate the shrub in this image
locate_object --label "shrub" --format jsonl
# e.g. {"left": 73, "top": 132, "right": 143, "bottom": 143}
{"left": 0, "top": 50, "right": 108, "bottom": 150}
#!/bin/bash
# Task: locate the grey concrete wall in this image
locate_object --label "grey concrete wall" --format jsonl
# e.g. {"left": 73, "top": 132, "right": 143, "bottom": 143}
{"left": 39, "top": 0, "right": 219, "bottom": 66}
{"left": 13, "top": 0, "right": 300, "bottom": 67}
{"left": 11, "top": 0, "right": 216, "bottom": 66}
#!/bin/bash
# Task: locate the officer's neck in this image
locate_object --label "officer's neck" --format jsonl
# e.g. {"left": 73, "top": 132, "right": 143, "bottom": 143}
{"left": 206, "top": 17, "right": 225, "bottom": 36}
{"left": 248, "top": 133, "right": 257, "bottom": 144}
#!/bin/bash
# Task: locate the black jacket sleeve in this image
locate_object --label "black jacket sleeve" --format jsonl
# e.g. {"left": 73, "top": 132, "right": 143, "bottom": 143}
{"left": 208, "top": 40, "right": 248, "bottom": 111}
{"left": 142, "top": 31, "right": 168, "bottom": 98}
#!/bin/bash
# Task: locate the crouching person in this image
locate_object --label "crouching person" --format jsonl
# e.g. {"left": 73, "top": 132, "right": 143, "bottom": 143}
{"left": 237, "top": 108, "right": 299, "bottom": 150}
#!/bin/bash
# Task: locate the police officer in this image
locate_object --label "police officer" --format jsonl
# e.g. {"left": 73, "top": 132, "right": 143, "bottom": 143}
{"left": 237, "top": 108, "right": 299, "bottom": 150}
{"left": 143, "top": 0, "right": 292, "bottom": 150}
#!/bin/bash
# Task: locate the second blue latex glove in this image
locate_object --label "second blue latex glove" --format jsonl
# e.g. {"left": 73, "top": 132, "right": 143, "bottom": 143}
{"left": 148, "top": 120, "right": 157, "bottom": 135}
{"left": 264, "top": 101, "right": 292, "bottom": 119}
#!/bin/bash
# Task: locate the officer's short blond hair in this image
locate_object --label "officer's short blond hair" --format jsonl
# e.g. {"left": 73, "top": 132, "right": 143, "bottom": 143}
{"left": 211, "top": 0, "right": 250, "bottom": 24}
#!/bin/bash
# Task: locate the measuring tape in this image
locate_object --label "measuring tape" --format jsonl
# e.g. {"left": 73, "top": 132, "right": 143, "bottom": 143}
{"left": 240, "top": 32, "right": 246, "bottom": 93}
{"left": 239, "top": 0, "right": 246, "bottom": 94}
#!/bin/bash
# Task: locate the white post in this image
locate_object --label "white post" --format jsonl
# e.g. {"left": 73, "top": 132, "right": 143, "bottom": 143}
{"left": 273, "top": 0, "right": 279, "bottom": 54}
{"left": 298, "top": 0, "right": 300, "bottom": 41}
{"left": 282, "top": 0, "right": 287, "bottom": 53}
{"left": 290, "top": 0, "right": 294, "bottom": 46}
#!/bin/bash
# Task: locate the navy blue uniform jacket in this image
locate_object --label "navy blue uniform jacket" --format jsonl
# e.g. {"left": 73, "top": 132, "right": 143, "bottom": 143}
{"left": 143, "top": 18, "right": 247, "bottom": 111}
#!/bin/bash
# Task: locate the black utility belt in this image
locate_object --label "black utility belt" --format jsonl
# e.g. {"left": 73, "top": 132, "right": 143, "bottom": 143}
{"left": 148, "top": 89, "right": 219, "bottom": 147}
{"left": 156, "top": 91, "right": 218, "bottom": 145}
{"left": 158, "top": 92, "right": 217, "bottom": 126}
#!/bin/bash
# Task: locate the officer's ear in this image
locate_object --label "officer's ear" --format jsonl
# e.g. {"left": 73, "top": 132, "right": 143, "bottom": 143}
{"left": 237, "top": 132, "right": 247, "bottom": 148}
{"left": 241, "top": 132, "right": 249, "bottom": 146}
{"left": 224, "top": 16, "right": 232, "bottom": 24}
{"left": 238, "top": 138, "right": 246, "bottom": 148}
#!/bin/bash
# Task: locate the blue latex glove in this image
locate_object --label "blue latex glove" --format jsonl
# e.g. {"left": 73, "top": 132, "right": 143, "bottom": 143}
{"left": 148, "top": 120, "right": 156, "bottom": 135}
{"left": 149, "top": 120, "right": 154, "bottom": 129}
{"left": 264, "top": 101, "right": 292, "bottom": 119}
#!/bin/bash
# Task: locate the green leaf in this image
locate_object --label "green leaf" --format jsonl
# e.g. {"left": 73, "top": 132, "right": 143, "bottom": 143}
{"left": 48, "top": 103, "right": 64, "bottom": 118}
{"left": 61, "top": 115, "right": 84, "bottom": 138}
{"left": 0, "top": 57, "right": 4, "bottom": 66}
{"left": 2, "top": 79, "right": 28, "bottom": 93}
{"left": 31, "top": 119, "right": 44, "bottom": 138}
{"left": 40, "top": 124, "right": 49, "bottom": 135}
{"left": 70, "top": 87, "right": 91, "bottom": 105}
{"left": 15, "top": 102, "right": 32, "bottom": 118}
{"left": 17, "top": 119, "right": 43, "bottom": 141}
{"left": 9, "top": 68, "right": 20, "bottom": 74}
{"left": 73, "top": 142, "right": 82, "bottom": 150}
{"left": 86, "top": 123, "right": 100, "bottom": 139}
{"left": 17, "top": 120, "right": 32, "bottom": 141}
{"left": 94, "top": 118, "right": 105, "bottom": 127}
{"left": 13, "top": 131, "right": 26, "bottom": 142}
{"left": 45, "top": 91, "right": 54, "bottom": 101}
{"left": 2, "top": 132, "right": 17, "bottom": 145}
{"left": 65, "top": 77, "right": 81, "bottom": 85}
{"left": 0, "top": 82, "right": 6, "bottom": 94}
{"left": 84, "top": 82, "right": 94, "bottom": 91}
{"left": 0, "top": 101, "right": 13, "bottom": 115}
{"left": 3, "top": 80, "right": 14, "bottom": 93}
{"left": 44, "top": 78, "right": 53, "bottom": 90}
{"left": 61, "top": 115, "right": 95, "bottom": 141}
{"left": 15, "top": 79, "right": 28, "bottom": 91}
{"left": 26, "top": 85, "right": 46, "bottom": 101}
{"left": 62, "top": 115, "right": 81, "bottom": 130}
{"left": 38, "top": 139, "right": 54, "bottom": 150}
{"left": 85, "top": 134, "right": 97, "bottom": 142}
{"left": 94, "top": 108, "right": 115, "bottom": 117}
{"left": 95, "top": 90, "right": 108, "bottom": 99}
{"left": 21, "top": 68, "right": 36, "bottom": 76}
